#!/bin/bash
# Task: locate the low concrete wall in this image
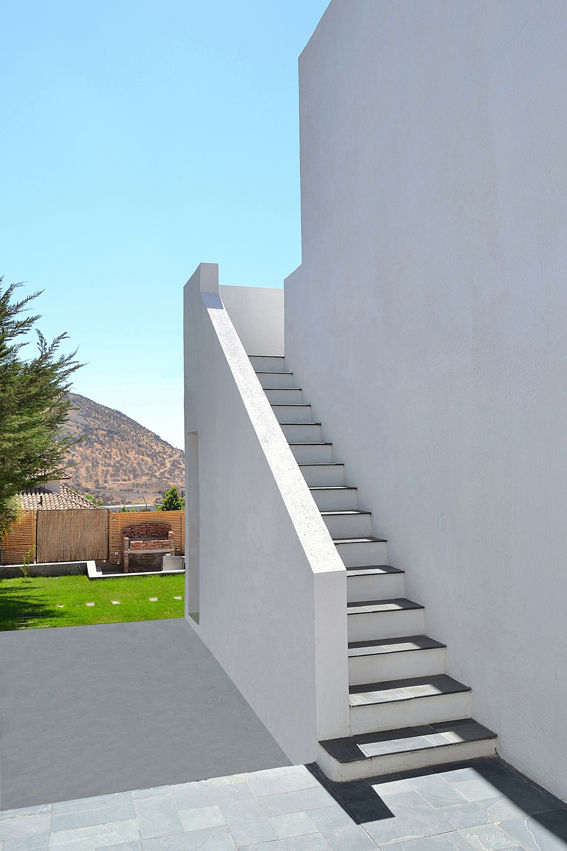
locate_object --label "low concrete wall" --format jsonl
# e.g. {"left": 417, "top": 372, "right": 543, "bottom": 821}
{"left": 0, "top": 561, "right": 89, "bottom": 579}
{"left": 184, "top": 264, "right": 349, "bottom": 764}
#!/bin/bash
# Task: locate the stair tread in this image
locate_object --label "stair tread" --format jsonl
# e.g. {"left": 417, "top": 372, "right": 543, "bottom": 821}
{"left": 310, "top": 486, "right": 356, "bottom": 491}
{"left": 349, "top": 635, "right": 446, "bottom": 656}
{"left": 349, "top": 674, "right": 470, "bottom": 707}
{"left": 271, "top": 403, "right": 311, "bottom": 407}
{"left": 347, "top": 565, "right": 404, "bottom": 576}
{"left": 347, "top": 598, "right": 423, "bottom": 614}
{"left": 299, "top": 462, "right": 344, "bottom": 466}
{"left": 280, "top": 422, "right": 322, "bottom": 426}
{"left": 264, "top": 386, "right": 302, "bottom": 390}
{"left": 255, "top": 371, "right": 294, "bottom": 376}
{"left": 321, "top": 510, "right": 371, "bottom": 516}
{"left": 319, "top": 719, "right": 497, "bottom": 763}
{"left": 289, "top": 443, "right": 333, "bottom": 448}
{"left": 334, "top": 536, "right": 387, "bottom": 544}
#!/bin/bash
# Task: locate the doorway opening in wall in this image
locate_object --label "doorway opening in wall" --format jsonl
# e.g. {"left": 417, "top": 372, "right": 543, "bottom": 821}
{"left": 187, "top": 431, "right": 199, "bottom": 623}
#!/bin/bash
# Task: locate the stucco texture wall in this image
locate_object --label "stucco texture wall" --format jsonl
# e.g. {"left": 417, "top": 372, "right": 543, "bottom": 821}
{"left": 286, "top": 0, "right": 567, "bottom": 800}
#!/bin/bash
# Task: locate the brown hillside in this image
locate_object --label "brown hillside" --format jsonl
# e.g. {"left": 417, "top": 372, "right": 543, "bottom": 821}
{"left": 61, "top": 393, "right": 184, "bottom": 505}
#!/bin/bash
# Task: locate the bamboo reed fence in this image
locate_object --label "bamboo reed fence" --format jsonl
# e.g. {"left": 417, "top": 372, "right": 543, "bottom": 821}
{"left": 0, "top": 509, "right": 185, "bottom": 565}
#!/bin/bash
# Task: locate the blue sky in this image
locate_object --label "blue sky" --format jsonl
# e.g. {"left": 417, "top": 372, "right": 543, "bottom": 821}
{"left": 0, "top": 0, "right": 329, "bottom": 449}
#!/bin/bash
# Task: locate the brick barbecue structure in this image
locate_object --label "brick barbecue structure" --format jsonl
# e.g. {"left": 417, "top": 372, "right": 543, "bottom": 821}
{"left": 121, "top": 522, "right": 175, "bottom": 573}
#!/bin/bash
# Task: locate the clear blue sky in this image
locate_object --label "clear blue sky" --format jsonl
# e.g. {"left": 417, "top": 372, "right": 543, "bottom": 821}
{"left": 0, "top": 0, "right": 329, "bottom": 449}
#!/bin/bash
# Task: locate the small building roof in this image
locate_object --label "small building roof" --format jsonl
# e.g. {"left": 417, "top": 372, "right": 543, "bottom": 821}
{"left": 18, "top": 484, "right": 98, "bottom": 511}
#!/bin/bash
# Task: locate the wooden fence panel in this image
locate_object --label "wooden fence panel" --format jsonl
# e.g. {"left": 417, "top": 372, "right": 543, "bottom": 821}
{"left": 0, "top": 511, "right": 37, "bottom": 564}
{"left": 36, "top": 509, "right": 109, "bottom": 563}
{"left": 109, "top": 510, "right": 185, "bottom": 564}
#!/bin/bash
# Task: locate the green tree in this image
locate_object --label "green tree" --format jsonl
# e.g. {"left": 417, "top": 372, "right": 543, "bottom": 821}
{"left": 0, "top": 279, "right": 82, "bottom": 526}
{"left": 156, "top": 486, "right": 184, "bottom": 511}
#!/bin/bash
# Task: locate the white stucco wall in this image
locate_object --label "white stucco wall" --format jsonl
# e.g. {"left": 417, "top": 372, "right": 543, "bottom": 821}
{"left": 286, "top": 0, "right": 567, "bottom": 800}
{"left": 184, "top": 265, "right": 348, "bottom": 764}
{"left": 219, "top": 285, "right": 284, "bottom": 356}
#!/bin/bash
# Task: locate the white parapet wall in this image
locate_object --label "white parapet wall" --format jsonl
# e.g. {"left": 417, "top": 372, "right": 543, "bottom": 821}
{"left": 183, "top": 264, "right": 349, "bottom": 764}
{"left": 285, "top": 0, "right": 567, "bottom": 800}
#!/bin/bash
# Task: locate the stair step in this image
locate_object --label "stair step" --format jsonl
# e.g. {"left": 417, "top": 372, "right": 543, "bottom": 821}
{"left": 346, "top": 565, "right": 405, "bottom": 602}
{"left": 256, "top": 371, "right": 295, "bottom": 389}
{"left": 334, "top": 537, "right": 388, "bottom": 566}
{"left": 299, "top": 463, "right": 346, "bottom": 486}
{"left": 264, "top": 388, "right": 304, "bottom": 404}
{"left": 317, "top": 719, "right": 498, "bottom": 782}
{"left": 272, "top": 404, "right": 314, "bottom": 423}
{"left": 309, "top": 486, "right": 358, "bottom": 511}
{"left": 347, "top": 598, "right": 424, "bottom": 641}
{"left": 348, "top": 635, "right": 447, "bottom": 683}
{"left": 250, "top": 355, "right": 286, "bottom": 371}
{"left": 281, "top": 422, "right": 323, "bottom": 442}
{"left": 322, "top": 510, "right": 372, "bottom": 539}
{"left": 349, "top": 675, "right": 471, "bottom": 734}
{"left": 289, "top": 442, "right": 333, "bottom": 463}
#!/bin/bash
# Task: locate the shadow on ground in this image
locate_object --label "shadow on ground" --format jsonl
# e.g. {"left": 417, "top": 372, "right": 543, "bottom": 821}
{"left": 308, "top": 758, "right": 567, "bottom": 848}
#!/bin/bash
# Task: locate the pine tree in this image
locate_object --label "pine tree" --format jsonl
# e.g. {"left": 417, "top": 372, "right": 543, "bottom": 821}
{"left": 156, "top": 486, "right": 184, "bottom": 511}
{"left": 0, "top": 279, "right": 82, "bottom": 527}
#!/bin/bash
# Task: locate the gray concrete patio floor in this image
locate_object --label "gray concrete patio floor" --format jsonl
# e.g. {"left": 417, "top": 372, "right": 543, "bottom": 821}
{"left": 1, "top": 760, "right": 566, "bottom": 849}
{"left": 0, "top": 618, "right": 289, "bottom": 811}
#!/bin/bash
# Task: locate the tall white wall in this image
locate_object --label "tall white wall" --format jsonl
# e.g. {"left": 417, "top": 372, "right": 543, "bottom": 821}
{"left": 286, "top": 0, "right": 567, "bottom": 800}
{"left": 184, "top": 265, "right": 349, "bottom": 764}
{"left": 219, "top": 285, "right": 284, "bottom": 356}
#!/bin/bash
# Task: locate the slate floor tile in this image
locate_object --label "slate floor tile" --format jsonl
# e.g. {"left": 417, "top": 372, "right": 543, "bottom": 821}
{"left": 52, "top": 794, "right": 132, "bottom": 816}
{"left": 308, "top": 805, "right": 378, "bottom": 849}
{"left": 407, "top": 775, "right": 469, "bottom": 808}
{"left": 51, "top": 798, "right": 135, "bottom": 832}
{"left": 96, "top": 843, "right": 142, "bottom": 851}
{"left": 245, "top": 765, "right": 320, "bottom": 797}
{"left": 386, "top": 833, "right": 476, "bottom": 850}
{"left": 362, "top": 791, "right": 454, "bottom": 846}
{"left": 257, "top": 786, "right": 337, "bottom": 817}
{"left": 0, "top": 807, "right": 50, "bottom": 822}
{"left": 49, "top": 819, "right": 140, "bottom": 848}
{"left": 500, "top": 811, "right": 567, "bottom": 850}
{"left": 3, "top": 835, "right": 50, "bottom": 850}
{"left": 440, "top": 796, "right": 527, "bottom": 830}
{"left": 0, "top": 815, "right": 50, "bottom": 842}
{"left": 178, "top": 806, "right": 225, "bottom": 832}
{"left": 172, "top": 782, "right": 254, "bottom": 812}
{"left": 269, "top": 811, "right": 319, "bottom": 839}
{"left": 133, "top": 795, "right": 183, "bottom": 840}
{"left": 141, "top": 826, "right": 235, "bottom": 849}
{"left": 218, "top": 799, "right": 277, "bottom": 845}
{"left": 239, "top": 835, "right": 332, "bottom": 850}
{"left": 458, "top": 823, "right": 520, "bottom": 849}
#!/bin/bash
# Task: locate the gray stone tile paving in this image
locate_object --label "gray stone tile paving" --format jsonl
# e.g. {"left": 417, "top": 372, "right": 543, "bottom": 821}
{"left": 0, "top": 759, "right": 565, "bottom": 849}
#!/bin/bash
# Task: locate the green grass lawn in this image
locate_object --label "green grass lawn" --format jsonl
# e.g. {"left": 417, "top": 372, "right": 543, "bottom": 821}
{"left": 0, "top": 574, "right": 185, "bottom": 630}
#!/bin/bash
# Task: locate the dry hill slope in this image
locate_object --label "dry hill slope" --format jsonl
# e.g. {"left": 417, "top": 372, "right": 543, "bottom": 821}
{"left": 61, "top": 393, "right": 184, "bottom": 505}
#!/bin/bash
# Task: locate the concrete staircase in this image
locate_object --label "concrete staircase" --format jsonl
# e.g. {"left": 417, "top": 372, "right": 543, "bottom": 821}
{"left": 251, "top": 354, "right": 497, "bottom": 782}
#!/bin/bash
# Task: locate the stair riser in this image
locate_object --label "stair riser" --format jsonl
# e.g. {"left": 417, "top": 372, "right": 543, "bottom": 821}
{"left": 335, "top": 540, "right": 388, "bottom": 566}
{"left": 290, "top": 444, "right": 333, "bottom": 463}
{"left": 348, "top": 647, "right": 447, "bottom": 685}
{"left": 257, "top": 372, "right": 295, "bottom": 389}
{"left": 300, "top": 465, "right": 346, "bottom": 486}
{"left": 347, "top": 572, "right": 405, "bottom": 602}
{"left": 250, "top": 356, "right": 286, "bottom": 371}
{"left": 273, "top": 405, "right": 313, "bottom": 423}
{"left": 310, "top": 488, "right": 358, "bottom": 511}
{"left": 348, "top": 608, "right": 425, "bottom": 641}
{"left": 264, "top": 388, "right": 304, "bottom": 404}
{"left": 350, "top": 691, "right": 472, "bottom": 735}
{"left": 281, "top": 423, "right": 323, "bottom": 442}
{"left": 323, "top": 513, "right": 372, "bottom": 539}
{"left": 317, "top": 737, "right": 498, "bottom": 783}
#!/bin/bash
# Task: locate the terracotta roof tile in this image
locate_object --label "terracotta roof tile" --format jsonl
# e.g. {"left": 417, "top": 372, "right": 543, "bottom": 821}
{"left": 18, "top": 484, "right": 98, "bottom": 511}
